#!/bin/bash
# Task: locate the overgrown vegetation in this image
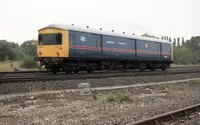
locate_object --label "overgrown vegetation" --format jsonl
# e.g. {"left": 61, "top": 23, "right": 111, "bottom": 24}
{"left": 173, "top": 36, "right": 200, "bottom": 64}
{"left": 20, "top": 55, "right": 37, "bottom": 68}
{"left": 105, "top": 92, "right": 131, "bottom": 102}
{"left": 0, "top": 40, "right": 38, "bottom": 69}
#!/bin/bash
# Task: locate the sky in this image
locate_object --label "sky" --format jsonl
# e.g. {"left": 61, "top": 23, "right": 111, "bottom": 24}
{"left": 0, "top": 0, "right": 199, "bottom": 44}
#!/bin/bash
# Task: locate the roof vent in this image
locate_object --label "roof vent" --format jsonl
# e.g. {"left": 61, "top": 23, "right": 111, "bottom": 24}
{"left": 71, "top": 24, "right": 74, "bottom": 26}
{"left": 123, "top": 32, "right": 125, "bottom": 34}
{"left": 86, "top": 26, "right": 89, "bottom": 28}
{"left": 112, "top": 30, "right": 114, "bottom": 32}
{"left": 100, "top": 28, "right": 102, "bottom": 30}
{"left": 132, "top": 33, "right": 135, "bottom": 35}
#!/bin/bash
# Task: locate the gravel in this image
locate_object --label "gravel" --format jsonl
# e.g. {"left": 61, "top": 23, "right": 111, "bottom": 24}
{"left": 163, "top": 112, "right": 200, "bottom": 125}
{"left": 0, "top": 73, "right": 200, "bottom": 94}
{"left": 0, "top": 80, "right": 200, "bottom": 125}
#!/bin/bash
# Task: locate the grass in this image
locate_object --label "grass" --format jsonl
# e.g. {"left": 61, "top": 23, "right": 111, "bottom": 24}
{"left": 171, "top": 63, "right": 200, "bottom": 68}
{"left": 162, "top": 83, "right": 184, "bottom": 91}
{"left": 0, "top": 61, "right": 38, "bottom": 71}
{"left": 187, "top": 78, "right": 199, "bottom": 84}
{"left": 105, "top": 92, "right": 131, "bottom": 102}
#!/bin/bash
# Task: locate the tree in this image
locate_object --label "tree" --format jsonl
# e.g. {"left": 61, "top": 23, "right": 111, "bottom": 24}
{"left": 173, "top": 38, "right": 176, "bottom": 47}
{"left": 177, "top": 37, "right": 180, "bottom": 46}
{"left": 173, "top": 46, "right": 192, "bottom": 64}
{"left": 169, "top": 37, "right": 172, "bottom": 42}
{"left": 21, "top": 40, "right": 37, "bottom": 57}
{"left": 0, "top": 40, "right": 16, "bottom": 61}
{"left": 182, "top": 37, "right": 185, "bottom": 45}
{"left": 185, "top": 36, "right": 200, "bottom": 52}
{"left": 142, "top": 33, "right": 159, "bottom": 39}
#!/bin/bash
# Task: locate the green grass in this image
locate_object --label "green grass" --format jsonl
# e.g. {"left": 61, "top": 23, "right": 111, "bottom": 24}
{"left": 171, "top": 63, "right": 200, "bottom": 68}
{"left": 105, "top": 92, "right": 131, "bottom": 102}
{"left": 0, "top": 61, "right": 39, "bottom": 71}
{"left": 187, "top": 78, "right": 199, "bottom": 84}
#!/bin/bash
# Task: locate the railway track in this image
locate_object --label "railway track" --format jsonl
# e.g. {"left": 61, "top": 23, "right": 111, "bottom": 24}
{"left": 0, "top": 70, "right": 48, "bottom": 74}
{"left": 0, "top": 68, "right": 200, "bottom": 83}
{"left": 0, "top": 66, "right": 199, "bottom": 75}
{"left": 127, "top": 103, "right": 200, "bottom": 125}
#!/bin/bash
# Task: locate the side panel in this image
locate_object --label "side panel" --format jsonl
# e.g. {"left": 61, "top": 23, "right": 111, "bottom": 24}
{"left": 37, "top": 28, "right": 69, "bottom": 57}
{"left": 102, "top": 35, "right": 136, "bottom": 60}
{"left": 136, "top": 40, "right": 160, "bottom": 61}
{"left": 161, "top": 43, "right": 172, "bottom": 61}
{"left": 68, "top": 31, "right": 102, "bottom": 58}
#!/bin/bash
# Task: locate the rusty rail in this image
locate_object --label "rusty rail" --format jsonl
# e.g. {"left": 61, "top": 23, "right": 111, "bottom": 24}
{"left": 127, "top": 104, "right": 200, "bottom": 125}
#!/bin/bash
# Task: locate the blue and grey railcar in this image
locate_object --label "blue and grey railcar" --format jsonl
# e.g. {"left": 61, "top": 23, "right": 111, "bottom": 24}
{"left": 37, "top": 23, "right": 173, "bottom": 73}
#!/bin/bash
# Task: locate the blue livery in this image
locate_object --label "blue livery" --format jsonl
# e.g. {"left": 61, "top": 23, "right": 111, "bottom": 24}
{"left": 69, "top": 31, "right": 171, "bottom": 62}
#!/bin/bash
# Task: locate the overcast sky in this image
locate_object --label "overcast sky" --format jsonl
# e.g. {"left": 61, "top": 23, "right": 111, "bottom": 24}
{"left": 0, "top": 0, "right": 199, "bottom": 44}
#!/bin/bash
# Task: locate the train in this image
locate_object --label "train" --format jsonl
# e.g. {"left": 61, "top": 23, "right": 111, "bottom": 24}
{"left": 37, "top": 23, "right": 173, "bottom": 74}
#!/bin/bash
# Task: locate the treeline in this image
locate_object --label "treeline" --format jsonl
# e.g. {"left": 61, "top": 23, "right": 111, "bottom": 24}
{"left": 171, "top": 36, "right": 200, "bottom": 64}
{"left": 0, "top": 40, "right": 37, "bottom": 68}
{"left": 160, "top": 36, "right": 185, "bottom": 46}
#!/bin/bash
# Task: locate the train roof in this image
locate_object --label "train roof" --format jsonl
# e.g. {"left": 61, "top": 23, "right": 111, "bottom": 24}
{"left": 39, "top": 23, "right": 171, "bottom": 44}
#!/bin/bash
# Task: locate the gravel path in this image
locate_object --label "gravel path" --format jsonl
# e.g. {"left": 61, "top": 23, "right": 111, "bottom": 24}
{"left": 0, "top": 80, "right": 200, "bottom": 125}
{"left": 1, "top": 72, "right": 200, "bottom": 94}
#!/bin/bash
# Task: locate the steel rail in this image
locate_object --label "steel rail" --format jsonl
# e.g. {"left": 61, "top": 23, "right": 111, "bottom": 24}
{"left": 0, "top": 70, "right": 48, "bottom": 74}
{"left": 0, "top": 66, "right": 199, "bottom": 75}
{"left": 126, "top": 104, "right": 200, "bottom": 125}
{"left": 0, "top": 69, "right": 200, "bottom": 83}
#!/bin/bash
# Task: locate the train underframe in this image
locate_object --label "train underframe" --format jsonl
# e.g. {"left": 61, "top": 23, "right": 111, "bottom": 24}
{"left": 38, "top": 57, "right": 172, "bottom": 74}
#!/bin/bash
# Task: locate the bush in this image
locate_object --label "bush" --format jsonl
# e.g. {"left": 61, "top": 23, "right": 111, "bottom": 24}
{"left": 20, "top": 55, "right": 38, "bottom": 69}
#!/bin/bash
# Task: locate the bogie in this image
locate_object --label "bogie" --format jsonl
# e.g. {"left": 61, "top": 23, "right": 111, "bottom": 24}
{"left": 39, "top": 58, "right": 170, "bottom": 74}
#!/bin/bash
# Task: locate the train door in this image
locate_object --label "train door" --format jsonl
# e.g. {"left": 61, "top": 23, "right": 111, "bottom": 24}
{"left": 160, "top": 43, "right": 162, "bottom": 60}
{"left": 94, "top": 34, "right": 103, "bottom": 58}
{"left": 69, "top": 31, "right": 76, "bottom": 57}
{"left": 131, "top": 39, "right": 136, "bottom": 59}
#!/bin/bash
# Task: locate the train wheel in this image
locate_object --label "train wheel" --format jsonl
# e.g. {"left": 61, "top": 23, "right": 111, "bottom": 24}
{"left": 162, "top": 66, "right": 166, "bottom": 71}
{"left": 74, "top": 70, "right": 79, "bottom": 74}
{"left": 151, "top": 68, "right": 156, "bottom": 71}
{"left": 87, "top": 68, "right": 93, "bottom": 73}
{"left": 65, "top": 71, "right": 72, "bottom": 74}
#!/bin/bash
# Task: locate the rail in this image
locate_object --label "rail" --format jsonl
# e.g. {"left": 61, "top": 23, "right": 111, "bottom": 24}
{"left": 0, "top": 69, "right": 200, "bottom": 83}
{"left": 126, "top": 104, "right": 200, "bottom": 125}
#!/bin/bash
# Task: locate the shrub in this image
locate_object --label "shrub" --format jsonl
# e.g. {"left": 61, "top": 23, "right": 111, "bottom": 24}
{"left": 105, "top": 92, "right": 131, "bottom": 102}
{"left": 20, "top": 55, "right": 37, "bottom": 69}
{"left": 105, "top": 94, "right": 115, "bottom": 102}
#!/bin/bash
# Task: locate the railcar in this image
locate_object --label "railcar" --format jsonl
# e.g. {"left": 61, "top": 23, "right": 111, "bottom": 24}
{"left": 37, "top": 23, "right": 173, "bottom": 73}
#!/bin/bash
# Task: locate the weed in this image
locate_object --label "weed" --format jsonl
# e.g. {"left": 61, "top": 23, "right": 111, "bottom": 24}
{"left": 105, "top": 92, "right": 131, "bottom": 102}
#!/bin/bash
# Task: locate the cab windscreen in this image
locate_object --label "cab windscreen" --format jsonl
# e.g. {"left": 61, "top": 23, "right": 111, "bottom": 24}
{"left": 38, "top": 33, "right": 62, "bottom": 45}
